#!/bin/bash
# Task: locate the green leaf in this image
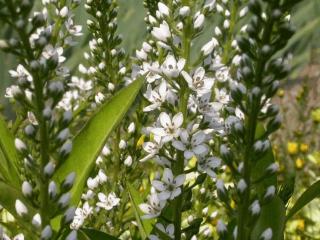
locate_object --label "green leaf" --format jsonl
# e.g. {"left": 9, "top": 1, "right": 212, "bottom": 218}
{"left": 286, "top": 179, "right": 320, "bottom": 220}
{"left": 251, "top": 197, "right": 286, "bottom": 240}
{"left": 53, "top": 78, "right": 143, "bottom": 205}
{"left": 127, "top": 182, "right": 154, "bottom": 239}
{"left": 79, "top": 229, "right": 120, "bottom": 240}
{"left": 0, "top": 116, "right": 21, "bottom": 187}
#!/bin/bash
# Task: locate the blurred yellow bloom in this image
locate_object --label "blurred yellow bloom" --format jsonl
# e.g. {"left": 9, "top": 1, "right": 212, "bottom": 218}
{"left": 295, "top": 158, "right": 305, "bottom": 169}
{"left": 299, "top": 143, "right": 308, "bottom": 153}
{"left": 311, "top": 108, "right": 320, "bottom": 123}
{"left": 188, "top": 156, "right": 197, "bottom": 168}
{"left": 277, "top": 89, "right": 285, "bottom": 97}
{"left": 287, "top": 142, "right": 298, "bottom": 155}
{"left": 136, "top": 135, "right": 145, "bottom": 148}
{"left": 297, "top": 219, "right": 305, "bottom": 231}
{"left": 230, "top": 199, "right": 236, "bottom": 209}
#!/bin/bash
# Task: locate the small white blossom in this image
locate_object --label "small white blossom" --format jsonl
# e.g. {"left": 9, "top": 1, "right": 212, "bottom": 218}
{"left": 152, "top": 168, "right": 185, "bottom": 200}
{"left": 151, "top": 112, "right": 184, "bottom": 143}
{"left": 182, "top": 67, "right": 215, "bottom": 95}
{"left": 139, "top": 193, "right": 166, "bottom": 219}
{"left": 96, "top": 192, "right": 120, "bottom": 211}
{"left": 151, "top": 21, "right": 171, "bottom": 42}
{"left": 161, "top": 55, "right": 185, "bottom": 78}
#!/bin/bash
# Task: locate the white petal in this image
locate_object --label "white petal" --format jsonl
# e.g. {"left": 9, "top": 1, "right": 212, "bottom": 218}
{"left": 163, "top": 168, "right": 173, "bottom": 184}
{"left": 193, "top": 145, "right": 209, "bottom": 155}
{"left": 181, "top": 71, "right": 193, "bottom": 86}
{"left": 191, "top": 131, "right": 206, "bottom": 145}
{"left": 151, "top": 128, "right": 167, "bottom": 137}
{"left": 172, "top": 140, "right": 186, "bottom": 151}
{"left": 159, "top": 112, "right": 171, "bottom": 128}
{"left": 139, "top": 203, "right": 152, "bottom": 214}
{"left": 174, "top": 174, "right": 185, "bottom": 187}
{"left": 177, "top": 58, "right": 186, "bottom": 71}
{"left": 152, "top": 180, "right": 166, "bottom": 191}
{"left": 172, "top": 112, "right": 183, "bottom": 128}
{"left": 184, "top": 150, "right": 194, "bottom": 159}
{"left": 158, "top": 81, "right": 167, "bottom": 99}
{"left": 194, "top": 67, "right": 205, "bottom": 80}
{"left": 158, "top": 191, "right": 171, "bottom": 201}
{"left": 170, "top": 188, "right": 181, "bottom": 199}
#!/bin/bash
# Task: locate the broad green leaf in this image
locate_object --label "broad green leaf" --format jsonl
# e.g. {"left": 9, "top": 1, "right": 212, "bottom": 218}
{"left": 80, "top": 229, "right": 120, "bottom": 240}
{"left": 53, "top": 78, "right": 143, "bottom": 205}
{"left": 127, "top": 182, "right": 154, "bottom": 239}
{"left": 0, "top": 116, "right": 21, "bottom": 187}
{"left": 286, "top": 179, "right": 320, "bottom": 220}
{"left": 251, "top": 197, "right": 286, "bottom": 240}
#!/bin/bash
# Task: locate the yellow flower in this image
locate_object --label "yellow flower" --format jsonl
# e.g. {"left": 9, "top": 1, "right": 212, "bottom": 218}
{"left": 287, "top": 142, "right": 298, "bottom": 155}
{"left": 299, "top": 143, "right": 308, "bottom": 153}
{"left": 136, "top": 135, "right": 145, "bottom": 148}
{"left": 277, "top": 89, "right": 285, "bottom": 98}
{"left": 311, "top": 108, "right": 320, "bottom": 123}
{"left": 230, "top": 199, "right": 236, "bottom": 209}
{"left": 295, "top": 158, "right": 305, "bottom": 169}
{"left": 296, "top": 219, "right": 305, "bottom": 231}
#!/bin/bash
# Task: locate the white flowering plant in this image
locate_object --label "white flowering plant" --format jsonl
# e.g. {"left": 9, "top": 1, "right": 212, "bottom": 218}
{"left": 0, "top": 0, "right": 319, "bottom": 239}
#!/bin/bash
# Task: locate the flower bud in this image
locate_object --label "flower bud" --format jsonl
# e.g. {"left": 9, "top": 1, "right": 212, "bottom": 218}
{"left": 32, "top": 213, "right": 42, "bottom": 228}
{"left": 57, "top": 128, "right": 70, "bottom": 143}
{"left": 194, "top": 14, "right": 205, "bottom": 29}
{"left": 260, "top": 228, "right": 273, "bottom": 240}
{"left": 217, "top": 220, "right": 227, "bottom": 235}
{"left": 25, "top": 124, "right": 36, "bottom": 137}
{"left": 62, "top": 110, "right": 73, "bottom": 126}
{"left": 48, "top": 181, "right": 57, "bottom": 199}
{"left": 179, "top": 6, "right": 190, "bottom": 17}
{"left": 43, "top": 107, "right": 52, "bottom": 120}
{"left": 41, "top": 225, "right": 52, "bottom": 240}
{"left": 237, "top": 179, "right": 247, "bottom": 193}
{"left": 264, "top": 185, "right": 276, "bottom": 200}
{"left": 44, "top": 162, "right": 55, "bottom": 177}
{"left": 66, "top": 230, "right": 77, "bottom": 240}
{"left": 59, "top": 140, "right": 73, "bottom": 159}
{"left": 249, "top": 200, "right": 261, "bottom": 216}
{"left": 15, "top": 199, "right": 28, "bottom": 217}
{"left": 63, "top": 207, "right": 76, "bottom": 224}
{"left": 22, "top": 181, "right": 33, "bottom": 197}
{"left": 15, "top": 138, "right": 27, "bottom": 154}
{"left": 58, "top": 193, "right": 71, "bottom": 209}
{"left": 62, "top": 172, "right": 76, "bottom": 191}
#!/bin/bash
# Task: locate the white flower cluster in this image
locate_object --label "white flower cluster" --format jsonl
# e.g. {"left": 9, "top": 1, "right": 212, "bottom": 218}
{"left": 134, "top": 1, "right": 240, "bottom": 237}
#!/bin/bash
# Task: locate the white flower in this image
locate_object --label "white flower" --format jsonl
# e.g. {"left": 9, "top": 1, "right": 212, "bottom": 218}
{"left": 179, "top": 6, "right": 190, "bottom": 17}
{"left": 158, "top": 2, "right": 169, "bottom": 17}
{"left": 198, "top": 156, "right": 221, "bottom": 178}
{"left": 151, "top": 112, "right": 184, "bottom": 143}
{"left": 152, "top": 168, "right": 185, "bottom": 200}
{"left": 15, "top": 199, "right": 28, "bottom": 216}
{"left": 96, "top": 192, "right": 120, "bottom": 211}
{"left": 65, "top": 18, "right": 82, "bottom": 36}
{"left": 172, "top": 130, "right": 209, "bottom": 159}
{"left": 143, "top": 81, "right": 168, "bottom": 112}
{"left": 204, "top": 0, "right": 216, "bottom": 11}
{"left": 161, "top": 55, "right": 185, "bottom": 78}
{"left": 59, "top": 6, "right": 69, "bottom": 18}
{"left": 260, "top": 228, "right": 273, "bottom": 240}
{"left": 237, "top": 179, "right": 247, "bottom": 193}
{"left": 68, "top": 77, "right": 93, "bottom": 91}
{"left": 264, "top": 185, "right": 276, "bottom": 199}
{"left": 42, "top": 44, "right": 66, "bottom": 63}
{"left": 249, "top": 200, "right": 261, "bottom": 215}
{"left": 194, "top": 13, "right": 205, "bottom": 29}
{"left": 140, "top": 136, "right": 163, "bottom": 162}
{"left": 151, "top": 21, "right": 171, "bottom": 42}
{"left": 149, "top": 223, "right": 174, "bottom": 240}
{"left": 201, "top": 38, "right": 219, "bottom": 56}
{"left": 217, "top": 220, "right": 227, "bottom": 234}
{"left": 9, "top": 64, "right": 33, "bottom": 83}
{"left": 139, "top": 193, "right": 166, "bottom": 219}
{"left": 182, "top": 67, "right": 214, "bottom": 94}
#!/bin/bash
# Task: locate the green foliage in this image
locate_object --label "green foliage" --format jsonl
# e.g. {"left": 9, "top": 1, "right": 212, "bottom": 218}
{"left": 0, "top": 116, "right": 20, "bottom": 187}
{"left": 286, "top": 179, "right": 320, "bottom": 220}
{"left": 53, "top": 77, "right": 144, "bottom": 206}
{"left": 79, "top": 229, "right": 120, "bottom": 240}
{"left": 251, "top": 197, "right": 286, "bottom": 240}
{"left": 127, "top": 182, "right": 154, "bottom": 239}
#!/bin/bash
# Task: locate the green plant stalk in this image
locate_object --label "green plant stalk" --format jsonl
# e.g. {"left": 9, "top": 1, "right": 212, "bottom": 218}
{"left": 237, "top": 9, "right": 275, "bottom": 238}
{"left": 173, "top": 7, "right": 192, "bottom": 239}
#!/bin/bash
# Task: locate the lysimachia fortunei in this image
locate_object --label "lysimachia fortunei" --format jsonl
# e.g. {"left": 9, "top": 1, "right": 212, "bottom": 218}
{"left": 0, "top": 0, "right": 305, "bottom": 239}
